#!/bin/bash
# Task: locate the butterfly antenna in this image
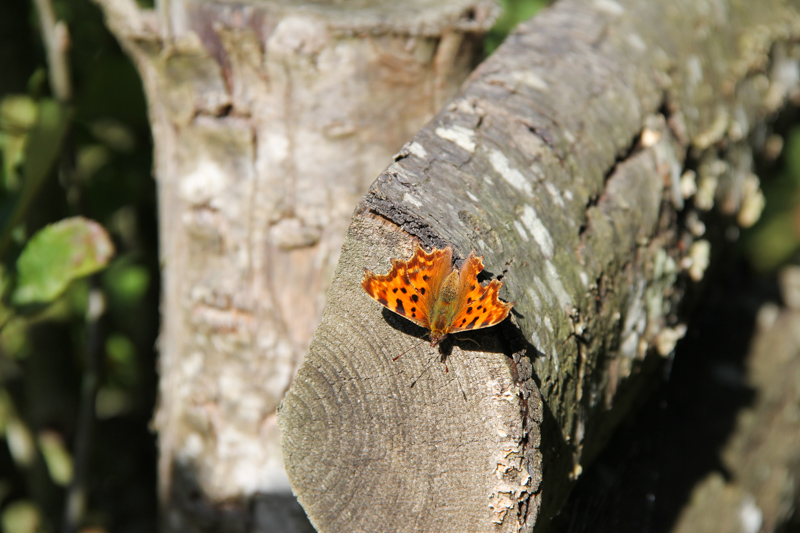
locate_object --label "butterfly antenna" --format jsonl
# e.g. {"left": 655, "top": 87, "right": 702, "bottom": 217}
{"left": 392, "top": 336, "right": 428, "bottom": 362}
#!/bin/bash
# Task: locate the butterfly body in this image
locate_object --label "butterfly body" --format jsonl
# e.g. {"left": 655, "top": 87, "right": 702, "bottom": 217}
{"left": 361, "top": 241, "right": 514, "bottom": 347}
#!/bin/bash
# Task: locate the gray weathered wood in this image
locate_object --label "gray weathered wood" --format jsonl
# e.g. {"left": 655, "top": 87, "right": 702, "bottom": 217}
{"left": 92, "top": 0, "right": 497, "bottom": 530}
{"left": 279, "top": 0, "right": 800, "bottom": 531}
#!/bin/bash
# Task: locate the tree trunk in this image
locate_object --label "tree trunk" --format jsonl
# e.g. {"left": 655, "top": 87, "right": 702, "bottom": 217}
{"left": 92, "top": 0, "right": 498, "bottom": 530}
{"left": 278, "top": 0, "right": 800, "bottom": 531}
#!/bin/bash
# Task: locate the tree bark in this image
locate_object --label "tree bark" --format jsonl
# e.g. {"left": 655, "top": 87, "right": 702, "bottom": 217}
{"left": 92, "top": 0, "right": 497, "bottom": 530}
{"left": 278, "top": 0, "right": 800, "bottom": 531}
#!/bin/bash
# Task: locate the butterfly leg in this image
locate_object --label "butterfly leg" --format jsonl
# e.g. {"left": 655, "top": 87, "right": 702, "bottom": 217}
{"left": 452, "top": 334, "right": 481, "bottom": 348}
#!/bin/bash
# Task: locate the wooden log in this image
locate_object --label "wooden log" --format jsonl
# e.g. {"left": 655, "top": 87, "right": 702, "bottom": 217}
{"left": 92, "top": 0, "right": 497, "bottom": 530}
{"left": 278, "top": 0, "right": 800, "bottom": 531}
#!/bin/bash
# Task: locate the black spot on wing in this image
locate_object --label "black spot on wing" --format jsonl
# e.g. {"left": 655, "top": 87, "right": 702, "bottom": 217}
{"left": 395, "top": 299, "right": 405, "bottom": 314}
{"left": 411, "top": 294, "right": 419, "bottom": 303}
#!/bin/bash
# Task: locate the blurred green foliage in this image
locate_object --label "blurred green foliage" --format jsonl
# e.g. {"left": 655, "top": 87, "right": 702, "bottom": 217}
{"left": 0, "top": 0, "right": 158, "bottom": 530}
{"left": 485, "top": 0, "right": 549, "bottom": 55}
{"left": 744, "top": 127, "right": 800, "bottom": 270}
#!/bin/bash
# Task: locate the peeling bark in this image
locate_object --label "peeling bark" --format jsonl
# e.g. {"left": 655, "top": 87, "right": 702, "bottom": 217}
{"left": 278, "top": 0, "right": 800, "bottom": 531}
{"left": 92, "top": 0, "right": 497, "bottom": 530}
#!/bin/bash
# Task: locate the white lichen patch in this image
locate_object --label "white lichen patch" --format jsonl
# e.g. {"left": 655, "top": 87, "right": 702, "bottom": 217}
{"left": 686, "top": 211, "right": 706, "bottom": 237}
{"left": 489, "top": 150, "right": 533, "bottom": 195}
{"left": 216, "top": 424, "right": 292, "bottom": 494}
{"left": 685, "top": 240, "right": 711, "bottom": 281}
{"left": 544, "top": 260, "right": 573, "bottom": 308}
{"left": 593, "top": 0, "right": 624, "bottom": 15}
{"left": 182, "top": 351, "right": 204, "bottom": 380}
{"left": 620, "top": 332, "right": 640, "bottom": 360}
{"left": 686, "top": 55, "right": 704, "bottom": 87}
{"left": 640, "top": 128, "right": 661, "bottom": 147}
{"left": 544, "top": 181, "right": 565, "bottom": 208}
{"left": 526, "top": 286, "right": 542, "bottom": 313}
{"left": 513, "top": 220, "right": 529, "bottom": 242}
{"left": 466, "top": 190, "right": 479, "bottom": 202}
{"left": 180, "top": 159, "right": 228, "bottom": 206}
{"left": 402, "top": 193, "right": 423, "bottom": 208}
{"left": 739, "top": 494, "right": 763, "bottom": 533}
{"left": 579, "top": 271, "right": 590, "bottom": 288}
{"left": 655, "top": 325, "right": 687, "bottom": 356}
{"left": 728, "top": 106, "right": 749, "bottom": 142}
{"left": 407, "top": 141, "right": 427, "bottom": 159}
{"left": 435, "top": 125, "right": 476, "bottom": 152}
{"left": 263, "top": 130, "right": 289, "bottom": 162}
{"left": 694, "top": 174, "right": 718, "bottom": 211}
{"left": 521, "top": 204, "right": 553, "bottom": 258}
{"left": 533, "top": 276, "right": 555, "bottom": 308}
{"left": 694, "top": 106, "right": 730, "bottom": 150}
{"left": 182, "top": 432, "right": 204, "bottom": 459}
{"left": 448, "top": 98, "right": 480, "bottom": 115}
{"left": 737, "top": 174, "right": 765, "bottom": 228}
{"left": 530, "top": 328, "right": 540, "bottom": 345}
{"left": 680, "top": 170, "right": 698, "bottom": 198}
{"left": 510, "top": 70, "right": 549, "bottom": 91}
{"left": 627, "top": 33, "right": 646, "bottom": 51}
{"left": 620, "top": 280, "right": 646, "bottom": 359}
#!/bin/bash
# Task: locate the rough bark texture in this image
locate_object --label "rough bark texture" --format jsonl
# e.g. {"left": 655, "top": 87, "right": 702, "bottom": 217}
{"left": 279, "top": 0, "right": 800, "bottom": 531}
{"left": 92, "top": 0, "right": 497, "bottom": 530}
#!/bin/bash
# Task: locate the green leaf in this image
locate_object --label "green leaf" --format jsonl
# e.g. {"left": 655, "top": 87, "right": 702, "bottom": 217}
{"left": 0, "top": 99, "right": 71, "bottom": 255}
{"left": 0, "top": 94, "right": 38, "bottom": 191}
{"left": 13, "top": 217, "right": 114, "bottom": 305}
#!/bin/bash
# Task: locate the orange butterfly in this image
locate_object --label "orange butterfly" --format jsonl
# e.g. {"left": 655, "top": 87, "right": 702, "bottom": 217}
{"left": 361, "top": 241, "right": 514, "bottom": 347}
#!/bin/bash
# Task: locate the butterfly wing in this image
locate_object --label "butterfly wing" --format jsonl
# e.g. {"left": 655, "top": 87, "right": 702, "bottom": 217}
{"left": 404, "top": 242, "right": 452, "bottom": 307}
{"left": 448, "top": 251, "right": 514, "bottom": 334}
{"left": 361, "top": 241, "right": 454, "bottom": 332}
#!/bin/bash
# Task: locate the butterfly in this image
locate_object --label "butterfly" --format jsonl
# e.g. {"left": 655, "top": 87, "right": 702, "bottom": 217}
{"left": 361, "top": 240, "right": 514, "bottom": 348}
